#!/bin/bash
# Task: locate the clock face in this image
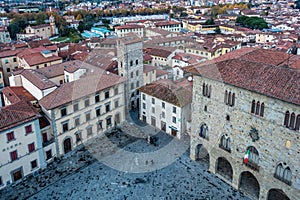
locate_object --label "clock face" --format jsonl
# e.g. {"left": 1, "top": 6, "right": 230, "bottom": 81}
{"left": 249, "top": 127, "right": 259, "bottom": 142}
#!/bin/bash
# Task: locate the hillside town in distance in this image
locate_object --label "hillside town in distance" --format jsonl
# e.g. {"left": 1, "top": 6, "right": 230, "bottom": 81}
{"left": 0, "top": 0, "right": 299, "bottom": 199}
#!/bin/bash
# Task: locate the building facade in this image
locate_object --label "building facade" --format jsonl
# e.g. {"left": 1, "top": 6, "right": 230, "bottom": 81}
{"left": 117, "top": 33, "right": 144, "bottom": 111}
{"left": 187, "top": 48, "right": 300, "bottom": 200}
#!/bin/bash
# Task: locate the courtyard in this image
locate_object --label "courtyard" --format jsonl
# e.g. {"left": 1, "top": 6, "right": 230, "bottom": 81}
{"left": 0, "top": 114, "right": 250, "bottom": 200}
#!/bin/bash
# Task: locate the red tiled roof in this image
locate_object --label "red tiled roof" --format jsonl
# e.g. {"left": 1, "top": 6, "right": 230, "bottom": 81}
{"left": 139, "top": 79, "right": 192, "bottom": 107}
{"left": 143, "top": 65, "right": 158, "bottom": 73}
{"left": 146, "top": 48, "right": 172, "bottom": 58}
{"left": 39, "top": 69, "right": 126, "bottom": 110}
{"left": 0, "top": 50, "right": 21, "bottom": 58}
{"left": 20, "top": 69, "right": 57, "bottom": 90}
{"left": 22, "top": 52, "right": 62, "bottom": 66}
{"left": 2, "top": 86, "right": 36, "bottom": 104}
{"left": 155, "top": 21, "right": 181, "bottom": 26}
{"left": 156, "top": 69, "right": 169, "bottom": 77}
{"left": 0, "top": 101, "right": 39, "bottom": 132}
{"left": 115, "top": 24, "right": 144, "bottom": 30}
{"left": 28, "top": 39, "right": 52, "bottom": 48}
{"left": 30, "top": 24, "right": 50, "bottom": 29}
{"left": 186, "top": 48, "right": 300, "bottom": 105}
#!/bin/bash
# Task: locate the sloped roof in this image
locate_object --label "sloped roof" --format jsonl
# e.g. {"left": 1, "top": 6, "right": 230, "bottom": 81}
{"left": 139, "top": 79, "right": 192, "bottom": 107}
{"left": 185, "top": 48, "right": 300, "bottom": 105}
{"left": 0, "top": 101, "right": 39, "bottom": 132}
{"left": 39, "top": 69, "right": 126, "bottom": 110}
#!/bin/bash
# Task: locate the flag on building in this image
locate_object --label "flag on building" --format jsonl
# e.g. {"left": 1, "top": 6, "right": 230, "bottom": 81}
{"left": 243, "top": 149, "right": 250, "bottom": 164}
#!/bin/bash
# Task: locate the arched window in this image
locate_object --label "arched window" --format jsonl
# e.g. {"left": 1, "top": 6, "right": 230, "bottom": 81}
{"left": 275, "top": 163, "right": 284, "bottom": 178}
{"left": 295, "top": 115, "right": 300, "bottom": 131}
{"left": 251, "top": 100, "right": 255, "bottom": 113}
{"left": 202, "top": 83, "right": 206, "bottom": 96}
{"left": 284, "top": 111, "right": 290, "bottom": 127}
{"left": 205, "top": 84, "right": 209, "bottom": 97}
{"left": 247, "top": 146, "right": 259, "bottom": 164}
{"left": 228, "top": 91, "right": 231, "bottom": 105}
{"left": 220, "top": 135, "right": 231, "bottom": 152}
{"left": 275, "top": 164, "right": 292, "bottom": 185}
{"left": 130, "top": 60, "right": 133, "bottom": 67}
{"left": 199, "top": 124, "right": 208, "bottom": 139}
{"left": 260, "top": 103, "right": 264, "bottom": 117}
{"left": 224, "top": 90, "right": 228, "bottom": 104}
{"left": 135, "top": 59, "right": 138, "bottom": 65}
{"left": 255, "top": 101, "right": 260, "bottom": 115}
{"left": 231, "top": 93, "right": 235, "bottom": 106}
{"left": 289, "top": 113, "right": 295, "bottom": 129}
{"left": 283, "top": 167, "right": 292, "bottom": 184}
{"left": 208, "top": 85, "right": 212, "bottom": 98}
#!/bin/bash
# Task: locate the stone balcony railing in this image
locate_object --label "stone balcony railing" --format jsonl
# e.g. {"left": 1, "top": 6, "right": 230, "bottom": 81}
{"left": 42, "top": 138, "right": 55, "bottom": 148}
{"left": 243, "top": 159, "right": 260, "bottom": 172}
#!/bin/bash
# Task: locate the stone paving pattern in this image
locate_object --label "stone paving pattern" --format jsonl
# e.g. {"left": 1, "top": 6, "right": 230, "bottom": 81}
{"left": 0, "top": 114, "right": 250, "bottom": 200}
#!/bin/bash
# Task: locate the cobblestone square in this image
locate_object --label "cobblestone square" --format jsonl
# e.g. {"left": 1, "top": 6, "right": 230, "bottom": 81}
{"left": 0, "top": 118, "right": 250, "bottom": 200}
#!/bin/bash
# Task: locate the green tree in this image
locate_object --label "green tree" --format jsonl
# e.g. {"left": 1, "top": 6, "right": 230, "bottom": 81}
{"left": 204, "top": 18, "right": 215, "bottom": 25}
{"left": 35, "top": 12, "right": 48, "bottom": 25}
{"left": 78, "top": 21, "right": 85, "bottom": 33}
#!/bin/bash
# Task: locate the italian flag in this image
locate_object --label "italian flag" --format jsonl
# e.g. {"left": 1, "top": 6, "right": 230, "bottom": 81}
{"left": 244, "top": 150, "right": 250, "bottom": 164}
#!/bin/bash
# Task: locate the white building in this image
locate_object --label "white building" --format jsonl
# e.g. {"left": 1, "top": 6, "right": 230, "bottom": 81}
{"left": 139, "top": 79, "right": 192, "bottom": 139}
{"left": 0, "top": 100, "right": 46, "bottom": 189}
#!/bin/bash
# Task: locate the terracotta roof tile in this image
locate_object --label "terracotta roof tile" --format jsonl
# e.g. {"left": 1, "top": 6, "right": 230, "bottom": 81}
{"left": 39, "top": 69, "right": 126, "bottom": 110}
{"left": 139, "top": 79, "right": 192, "bottom": 107}
{"left": 187, "top": 48, "right": 300, "bottom": 105}
{"left": 2, "top": 86, "right": 36, "bottom": 104}
{"left": 21, "top": 52, "right": 62, "bottom": 66}
{"left": 20, "top": 69, "right": 57, "bottom": 90}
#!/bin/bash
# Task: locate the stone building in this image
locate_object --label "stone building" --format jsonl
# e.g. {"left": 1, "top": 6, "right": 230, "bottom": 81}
{"left": 186, "top": 48, "right": 300, "bottom": 200}
{"left": 117, "top": 33, "right": 144, "bottom": 111}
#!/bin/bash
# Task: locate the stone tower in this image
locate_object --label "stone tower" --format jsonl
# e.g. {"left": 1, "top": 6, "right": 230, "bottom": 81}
{"left": 49, "top": 15, "right": 57, "bottom": 35}
{"left": 117, "top": 33, "right": 144, "bottom": 112}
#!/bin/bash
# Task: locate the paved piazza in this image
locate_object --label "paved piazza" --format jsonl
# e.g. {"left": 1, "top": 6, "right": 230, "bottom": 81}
{"left": 0, "top": 117, "right": 250, "bottom": 200}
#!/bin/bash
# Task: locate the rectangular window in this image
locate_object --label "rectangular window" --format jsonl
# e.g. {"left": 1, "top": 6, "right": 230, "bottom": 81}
{"left": 173, "top": 107, "right": 176, "bottom": 114}
{"left": 114, "top": 100, "right": 119, "bottom": 108}
{"left": 7, "top": 132, "right": 15, "bottom": 142}
{"left": 152, "top": 98, "right": 155, "bottom": 104}
{"left": 31, "top": 160, "right": 37, "bottom": 169}
{"left": 61, "top": 107, "right": 67, "bottom": 117}
{"left": 6, "top": 68, "right": 10, "bottom": 72}
{"left": 5, "top": 59, "right": 8, "bottom": 64}
{"left": 152, "top": 107, "right": 155, "bottom": 114}
{"left": 162, "top": 102, "right": 165, "bottom": 109}
{"left": 105, "top": 91, "right": 110, "bottom": 99}
{"left": 25, "top": 125, "right": 32, "bottom": 134}
{"left": 46, "top": 150, "right": 52, "bottom": 160}
{"left": 13, "top": 58, "right": 17, "bottom": 62}
{"left": 85, "top": 113, "right": 91, "bottom": 121}
{"left": 0, "top": 176, "right": 2, "bottom": 185}
{"left": 142, "top": 94, "right": 145, "bottom": 100}
{"left": 142, "top": 103, "right": 146, "bottom": 109}
{"left": 95, "top": 93, "right": 100, "bottom": 103}
{"left": 87, "top": 127, "right": 93, "bottom": 137}
{"left": 28, "top": 143, "right": 35, "bottom": 153}
{"left": 84, "top": 98, "right": 90, "bottom": 107}
{"left": 172, "top": 116, "right": 176, "bottom": 124}
{"left": 62, "top": 122, "right": 69, "bottom": 133}
{"left": 114, "top": 87, "right": 118, "bottom": 95}
{"left": 10, "top": 150, "right": 18, "bottom": 161}
{"left": 106, "top": 117, "right": 112, "bottom": 126}
{"left": 105, "top": 103, "right": 110, "bottom": 112}
{"left": 74, "top": 117, "right": 80, "bottom": 126}
{"left": 162, "top": 111, "right": 165, "bottom": 118}
{"left": 96, "top": 107, "right": 101, "bottom": 117}
{"left": 73, "top": 102, "right": 79, "bottom": 112}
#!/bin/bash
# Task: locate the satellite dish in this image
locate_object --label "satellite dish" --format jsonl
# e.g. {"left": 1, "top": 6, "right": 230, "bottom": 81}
{"left": 188, "top": 76, "right": 193, "bottom": 81}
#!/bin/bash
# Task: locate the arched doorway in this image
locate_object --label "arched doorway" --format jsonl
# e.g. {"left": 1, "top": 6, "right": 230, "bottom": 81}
{"left": 267, "top": 189, "right": 290, "bottom": 200}
{"left": 216, "top": 157, "right": 233, "bottom": 182}
{"left": 195, "top": 144, "right": 209, "bottom": 169}
{"left": 239, "top": 171, "right": 260, "bottom": 199}
{"left": 63, "top": 138, "right": 72, "bottom": 154}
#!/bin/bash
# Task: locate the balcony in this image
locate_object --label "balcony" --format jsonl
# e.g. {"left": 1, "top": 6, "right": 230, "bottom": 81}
{"left": 274, "top": 174, "right": 292, "bottom": 186}
{"left": 42, "top": 138, "right": 55, "bottom": 148}
{"left": 219, "top": 144, "right": 231, "bottom": 153}
{"left": 243, "top": 159, "right": 259, "bottom": 172}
